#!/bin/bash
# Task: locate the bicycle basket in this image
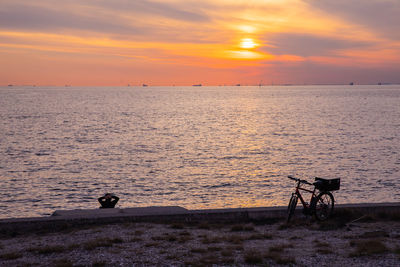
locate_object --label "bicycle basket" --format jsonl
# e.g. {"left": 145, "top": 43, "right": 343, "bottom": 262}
{"left": 314, "top": 177, "right": 340, "bottom": 191}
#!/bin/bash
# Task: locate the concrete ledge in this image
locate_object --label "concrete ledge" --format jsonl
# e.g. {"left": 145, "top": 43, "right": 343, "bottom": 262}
{"left": 1, "top": 203, "right": 399, "bottom": 235}
{"left": 51, "top": 206, "right": 189, "bottom": 218}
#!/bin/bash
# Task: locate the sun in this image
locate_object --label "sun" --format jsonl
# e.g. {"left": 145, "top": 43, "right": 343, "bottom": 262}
{"left": 225, "top": 36, "right": 269, "bottom": 60}
{"left": 240, "top": 38, "right": 257, "bottom": 49}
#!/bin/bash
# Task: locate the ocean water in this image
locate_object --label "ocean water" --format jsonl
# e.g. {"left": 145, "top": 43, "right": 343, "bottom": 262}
{"left": 0, "top": 85, "right": 399, "bottom": 219}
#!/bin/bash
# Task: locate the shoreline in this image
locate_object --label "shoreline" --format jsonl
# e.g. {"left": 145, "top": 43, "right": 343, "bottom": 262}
{"left": 0, "top": 203, "right": 399, "bottom": 266}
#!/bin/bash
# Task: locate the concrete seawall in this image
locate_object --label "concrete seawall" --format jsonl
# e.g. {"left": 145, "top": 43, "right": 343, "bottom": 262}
{"left": 1, "top": 203, "right": 399, "bottom": 234}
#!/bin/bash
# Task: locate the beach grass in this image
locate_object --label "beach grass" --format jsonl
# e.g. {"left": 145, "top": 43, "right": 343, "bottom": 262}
{"left": 230, "top": 224, "right": 255, "bottom": 232}
{"left": 349, "top": 239, "right": 389, "bottom": 257}
{"left": 264, "top": 251, "right": 296, "bottom": 265}
{"left": 313, "top": 239, "right": 334, "bottom": 254}
{"left": 52, "top": 258, "right": 74, "bottom": 267}
{"left": 28, "top": 245, "right": 67, "bottom": 254}
{"left": 83, "top": 237, "right": 124, "bottom": 250}
{"left": 244, "top": 249, "right": 263, "bottom": 264}
{"left": 0, "top": 252, "right": 22, "bottom": 260}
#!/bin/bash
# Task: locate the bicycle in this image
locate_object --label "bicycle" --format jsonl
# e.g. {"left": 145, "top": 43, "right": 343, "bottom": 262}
{"left": 286, "top": 175, "right": 340, "bottom": 222}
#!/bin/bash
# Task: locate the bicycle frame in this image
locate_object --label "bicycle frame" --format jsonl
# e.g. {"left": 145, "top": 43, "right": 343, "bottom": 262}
{"left": 293, "top": 180, "right": 317, "bottom": 210}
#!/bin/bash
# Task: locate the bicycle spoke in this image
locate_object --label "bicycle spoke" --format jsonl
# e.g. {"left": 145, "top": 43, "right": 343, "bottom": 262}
{"left": 314, "top": 192, "right": 334, "bottom": 221}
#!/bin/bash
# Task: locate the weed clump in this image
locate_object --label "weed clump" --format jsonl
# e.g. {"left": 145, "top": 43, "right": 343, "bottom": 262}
{"left": 170, "top": 223, "right": 185, "bottom": 229}
{"left": 230, "top": 224, "right": 255, "bottom": 232}
{"left": 349, "top": 239, "right": 389, "bottom": 257}
{"left": 52, "top": 258, "right": 74, "bottom": 267}
{"left": 196, "top": 252, "right": 234, "bottom": 266}
{"left": 224, "top": 234, "right": 244, "bottom": 245}
{"left": 244, "top": 249, "right": 263, "bottom": 264}
{"left": 152, "top": 233, "right": 178, "bottom": 242}
{"left": 221, "top": 248, "right": 234, "bottom": 257}
{"left": 269, "top": 243, "right": 294, "bottom": 253}
{"left": 201, "top": 234, "right": 224, "bottom": 244}
{"left": 313, "top": 239, "right": 333, "bottom": 254}
{"left": 133, "top": 230, "right": 144, "bottom": 236}
{"left": 0, "top": 252, "right": 22, "bottom": 260}
{"left": 28, "top": 245, "right": 66, "bottom": 254}
{"left": 92, "top": 261, "right": 107, "bottom": 267}
{"left": 359, "top": 230, "right": 389, "bottom": 239}
{"left": 144, "top": 242, "right": 160, "bottom": 248}
{"left": 83, "top": 237, "right": 123, "bottom": 250}
{"left": 316, "top": 248, "right": 334, "bottom": 254}
{"left": 262, "top": 242, "right": 296, "bottom": 265}
{"left": 197, "top": 222, "right": 211, "bottom": 230}
{"left": 264, "top": 251, "right": 296, "bottom": 265}
{"left": 247, "top": 232, "right": 273, "bottom": 240}
{"left": 190, "top": 247, "right": 207, "bottom": 254}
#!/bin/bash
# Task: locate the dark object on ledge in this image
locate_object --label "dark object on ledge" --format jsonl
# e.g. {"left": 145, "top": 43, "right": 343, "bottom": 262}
{"left": 98, "top": 193, "right": 119, "bottom": 208}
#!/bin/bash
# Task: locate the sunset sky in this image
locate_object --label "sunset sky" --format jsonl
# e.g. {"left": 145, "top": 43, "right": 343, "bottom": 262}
{"left": 1, "top": 0, "right": 400, "bottom": 86}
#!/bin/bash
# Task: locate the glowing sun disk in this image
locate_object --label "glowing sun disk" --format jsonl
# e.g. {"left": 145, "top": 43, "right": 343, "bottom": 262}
{"left": 240, "top": 38, "right": 257, "bottom": 49}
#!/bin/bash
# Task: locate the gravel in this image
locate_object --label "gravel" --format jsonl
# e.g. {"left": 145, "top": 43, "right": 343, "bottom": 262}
{"left": 0, "top": 219, "right": 399, "bottom": 266}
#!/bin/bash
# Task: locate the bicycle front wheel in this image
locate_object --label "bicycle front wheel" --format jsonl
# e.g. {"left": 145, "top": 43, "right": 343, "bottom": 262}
{"left": 314, "top": 192, "right": 334, "bottom": 221}
{"left": 287, "top": 194, "right": 298, "bottom": 222}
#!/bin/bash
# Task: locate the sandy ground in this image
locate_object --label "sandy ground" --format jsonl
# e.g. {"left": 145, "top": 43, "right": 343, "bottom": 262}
{"left": 0, "top": 217, "right": 399, "bottom": 266}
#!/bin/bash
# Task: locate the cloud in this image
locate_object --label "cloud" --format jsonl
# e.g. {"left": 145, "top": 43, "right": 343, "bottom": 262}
{"left": 263, "top": 33, "right": 372, "bottom": 57}
{"left": 260, "top": 60, "right": 400, "bottom": 85}
{"left": 305, "top": 0, "right": 400, "bottom": 40}
{"left": 0, "top": 3, "right": 143, "bottom": 35}
{"left": 94, "top": 0, "right": 209, "bottom": 22}
{"left": 0, "top": 0, "right": 210, "bottom": 41}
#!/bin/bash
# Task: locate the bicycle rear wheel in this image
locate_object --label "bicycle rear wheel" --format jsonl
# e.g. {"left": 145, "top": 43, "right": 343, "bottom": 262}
{"left": 314, "top": 192, "right": 334, "bottom": 221}
{"left": 287, "top": 194, "right": 298, "bottom": 222}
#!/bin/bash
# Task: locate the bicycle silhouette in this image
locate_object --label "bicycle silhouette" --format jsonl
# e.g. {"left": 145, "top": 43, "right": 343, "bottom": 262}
{"left": 287, "top": 175, "right": 340, "bottom": 222}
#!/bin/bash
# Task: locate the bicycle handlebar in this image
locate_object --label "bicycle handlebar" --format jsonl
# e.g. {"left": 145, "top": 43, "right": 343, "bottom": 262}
{"left": 287, "top": 175, "right": 312, "bottom": 185}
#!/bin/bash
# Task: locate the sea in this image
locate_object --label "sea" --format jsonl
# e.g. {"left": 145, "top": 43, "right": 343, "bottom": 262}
{"left": 0, "top": 85, "right": 399, "bottom": 219}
